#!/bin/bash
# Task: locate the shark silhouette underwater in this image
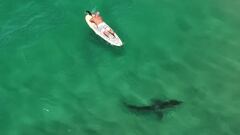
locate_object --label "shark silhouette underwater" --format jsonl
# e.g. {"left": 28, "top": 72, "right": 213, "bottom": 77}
{"left": 124, "top": 99, "right": 182, "bottom": 119}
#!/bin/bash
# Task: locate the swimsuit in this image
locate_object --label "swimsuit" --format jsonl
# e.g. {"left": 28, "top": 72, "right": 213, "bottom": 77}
{"left": 97, "top": 22, "right": 110, "bottom": 33}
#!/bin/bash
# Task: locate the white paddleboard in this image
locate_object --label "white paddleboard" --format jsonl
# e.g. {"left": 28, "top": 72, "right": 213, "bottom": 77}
{"left": 85, "top": 15, "right": 123, "bottom": 46}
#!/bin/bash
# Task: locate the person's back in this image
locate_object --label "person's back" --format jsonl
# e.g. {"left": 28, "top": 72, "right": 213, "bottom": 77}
{"left": 90, "top": 12, "right": 103, "bottom": 25}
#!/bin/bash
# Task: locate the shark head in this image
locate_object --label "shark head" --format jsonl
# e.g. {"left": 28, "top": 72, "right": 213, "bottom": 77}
{"left": 152, "top": 99, "right": 183, "bottom": 110}
{"left": 168, "top": 100, "right": 183, "bottom": 106}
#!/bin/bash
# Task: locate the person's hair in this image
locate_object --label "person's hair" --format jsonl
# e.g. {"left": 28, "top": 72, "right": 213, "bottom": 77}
{"left": 86, "top": 11, "right": 92, "bottom": 15}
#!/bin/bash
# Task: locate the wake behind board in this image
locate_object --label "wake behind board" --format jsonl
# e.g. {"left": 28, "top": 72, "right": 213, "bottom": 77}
{"left": 85, "top": 15, "right": 123, "bottom": 46}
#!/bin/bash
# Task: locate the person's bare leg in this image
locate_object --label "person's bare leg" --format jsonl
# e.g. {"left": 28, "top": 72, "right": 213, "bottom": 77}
{"left": 109, "top": 29, "right": 115, "bottom": 37}
{"left": 103, "top": 31, "right": 110, "bottom": 37}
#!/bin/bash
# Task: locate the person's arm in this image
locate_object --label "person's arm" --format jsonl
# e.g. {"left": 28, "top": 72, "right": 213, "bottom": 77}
{"left": 90, "top": 17, "right": 94, "bottom": 23}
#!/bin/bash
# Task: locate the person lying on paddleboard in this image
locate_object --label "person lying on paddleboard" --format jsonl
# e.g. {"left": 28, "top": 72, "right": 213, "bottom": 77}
{"left": 86, "top": 11, "right": 115, "bottom": 38}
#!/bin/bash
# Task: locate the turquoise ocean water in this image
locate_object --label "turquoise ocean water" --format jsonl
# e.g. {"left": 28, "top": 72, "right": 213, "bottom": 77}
{"left": 0, "top": 0, "right": 240, "bottom": 135}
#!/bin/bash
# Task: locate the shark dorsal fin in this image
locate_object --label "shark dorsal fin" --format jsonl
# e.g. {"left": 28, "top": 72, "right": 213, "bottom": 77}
{"left": 151, "top": 99, "right": 163, "bottom": 105}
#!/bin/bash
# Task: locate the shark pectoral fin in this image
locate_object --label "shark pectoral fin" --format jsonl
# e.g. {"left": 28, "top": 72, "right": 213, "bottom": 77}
{"left": 155, "top": 111, "right": 164, "bottom": 119}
